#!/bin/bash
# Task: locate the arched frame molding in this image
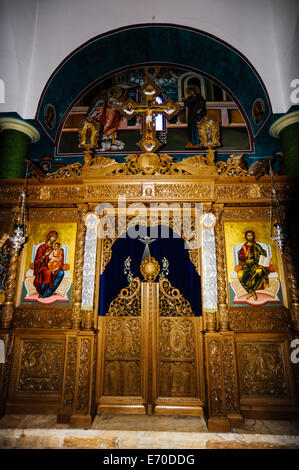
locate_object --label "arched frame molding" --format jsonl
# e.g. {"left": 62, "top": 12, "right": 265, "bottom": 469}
{"left": 36, "top": 24, "right": 272, "bottom": 146}
{"left": 80, "top": 206, "right": 218, "bottom": 331}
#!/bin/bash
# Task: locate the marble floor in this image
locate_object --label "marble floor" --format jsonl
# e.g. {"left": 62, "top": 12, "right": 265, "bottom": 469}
{"left": 0, "top": 414, "right": 299, "bottom": 449}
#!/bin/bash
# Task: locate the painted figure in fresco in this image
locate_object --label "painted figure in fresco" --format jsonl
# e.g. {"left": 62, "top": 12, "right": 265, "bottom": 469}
{"left": 183, "top": 86, "right": 206, "bottom": 149}
{"left": 44, "top": 104, "right": 56, "bottom": 129}
{"left": 234, "top": 230, "right": 270, "bottom": 300}
{"left": 205, "top": 124, "right": 213, "bottom": 143}
{"left": 252, "top": 99, "right": 264, "bottom": 125}
{"left": 88, "top": 87, "right": 124, "bottom": 149}
{"left": 84, "top": 125, "right": 93, "bottom": 145}
{"left": 33, "top": 231, "right": 64, "bottom": 298}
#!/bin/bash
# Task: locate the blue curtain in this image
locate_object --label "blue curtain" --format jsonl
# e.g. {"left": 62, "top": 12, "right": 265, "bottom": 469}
{"left": 98, "top": 225, "right": 201, "bottom": 316}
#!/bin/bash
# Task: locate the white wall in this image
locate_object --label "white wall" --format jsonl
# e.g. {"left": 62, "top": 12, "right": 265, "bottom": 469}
{"left": 0, "top": 0, "right": 297, "bottom": 118}
{"left": 0, "top": 0, "right": 38, "bottom": 117}
{"left": 271, "top": 0, "right": 299, "bottom": 111}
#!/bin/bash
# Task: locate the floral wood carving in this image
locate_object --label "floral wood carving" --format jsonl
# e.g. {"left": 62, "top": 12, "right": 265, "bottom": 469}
{"left": 62, "top": 336, "right": 78, "bottom": 411}
{"left": 159, "top": 277, "right": 194, "bottom": 317}
{"left": 76, "top": 337, "right": 92, "bottom": 413}
{"left": 47, "top": 163, "right": 83, "bottom": 178}
{"left": 207, "top": 339, "right": 224, "bottom": 416}
{"left": 229, "top": 308, "right": 290, "bottom": 332}
{"left": 14, "top": 308, "right": 73, "bottom": 329}
{"left": 222, "top": 337, "right": 239, "bottom": 414}
{"left": 221, "top": 207, "right": 270, "bottom": 221}
{"left": 106, "top": 278, "right": 141, "bottom": 317}
{"left": 28, "top": 208, "right": 80, "bottom": 221}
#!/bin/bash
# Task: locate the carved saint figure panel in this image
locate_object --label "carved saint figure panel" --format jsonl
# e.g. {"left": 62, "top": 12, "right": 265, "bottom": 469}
{"left": 17, "top": 340, "right": 64, "bottom": 393}
{"left": 159, "top": 361, "right": 196, "bottom": 397}
{"left": 157, "top": 278, "right": 200, "bottom": 400}
{"left": 105, "top": 318, "right": 141, "bottom": 360}
{"left": 160, "top": 319, "right": 195, "bottom": 360}
{"left": 238, "top": 342, "right": 288, "bottom": 397}
{"left": 104, "top": 360, "right": 141, "bottom": 396}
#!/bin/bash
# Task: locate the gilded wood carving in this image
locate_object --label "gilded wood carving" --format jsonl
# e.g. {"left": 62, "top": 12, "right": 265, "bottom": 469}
{"left": 159, "top": 278, "right": 194, "bottom": 317}
{"left": 106, "top": 278, "right": 141, "bottom": 317}
{"left": 76, "top": 337, "right": 92, "bottom": 413}
{"left": 228, "top": 307, "right": 290, "bottom": 332}
{"left": 14, "top": 307, "right": 73, "bottom": 329}
{"left": 238, "top": 342, "right": 288, "bottom": 397}
{"left": 222, "top": 336, "right": 239, "bottom": 414}
{"left": 206, "top": 338, "right": 224, "bottom": 416}
{"left": 62, "top": 335, "right": 78, "bottom": 412}
{"left": 17, "top": 340, "right": 64, "bottom": 393}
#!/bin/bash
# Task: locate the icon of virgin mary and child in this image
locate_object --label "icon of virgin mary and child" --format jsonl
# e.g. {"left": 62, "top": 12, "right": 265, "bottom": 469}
{"left": 33, "top": 231, "right": 67, "bottom": 298}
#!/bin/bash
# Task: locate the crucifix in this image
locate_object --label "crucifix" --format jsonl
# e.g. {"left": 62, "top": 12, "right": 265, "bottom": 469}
{"left": 121, "top": 81, "right": 181, "bottom": 153}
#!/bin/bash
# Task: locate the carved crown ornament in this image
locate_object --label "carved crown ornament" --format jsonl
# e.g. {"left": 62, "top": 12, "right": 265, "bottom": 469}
{"left": 45, "top": 152, "right": 282, "bottom": 180}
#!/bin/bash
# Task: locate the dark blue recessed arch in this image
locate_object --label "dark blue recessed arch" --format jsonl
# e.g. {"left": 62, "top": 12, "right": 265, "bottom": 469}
{"left": 36, "top": 24, "right": 272, "bottom": 143}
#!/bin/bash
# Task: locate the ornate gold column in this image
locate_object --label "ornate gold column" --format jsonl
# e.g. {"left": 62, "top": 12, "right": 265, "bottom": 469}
{"left": 214, "top": 205, "right": 230, "bottom": 331}
{"left": 284, "top": 244, "right": 299, "bottom": 333}
{"left": 201, "top": 209, "right": 218, "bottom": 333}
{"left": 221, "top": 332, "right": 243, "bottom": 427}
{"left": 58, "top": 330, "right": 95, "bottom": 427}
{"left": 69, "top": 331, "right": 95, "bottom": 428}
{"left": 205, "top": 334, "right": 230, "bottom": 431}
{"left": 0, "top": 248, "right": 19, "bottom": 329}
{"left": 0, "top": 207, "right": 23, "bottom": 329}
{"left": 205, "top": 332, "right": 243, "bottom": 431}
{"left": 72, "top": 204, "right": 88, "bottom": 329}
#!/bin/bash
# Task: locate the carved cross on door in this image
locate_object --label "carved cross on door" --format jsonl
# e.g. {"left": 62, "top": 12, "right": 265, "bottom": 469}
{"left": 121, "top": 81, "right": 181, "bottom": 153}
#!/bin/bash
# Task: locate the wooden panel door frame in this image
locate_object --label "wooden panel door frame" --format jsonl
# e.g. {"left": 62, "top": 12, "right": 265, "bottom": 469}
{"left": 95, "top": 278, "right": 205, "bottom": 416}
{"left": 96, "top": 278, "right": 149, "bottom": 414}
{"left": 152, "top": 279, "right": 205, "bottom": 416}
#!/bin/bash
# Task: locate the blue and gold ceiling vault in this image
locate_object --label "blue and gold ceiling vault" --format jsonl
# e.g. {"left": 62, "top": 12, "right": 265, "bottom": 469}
{"left": 37, "top": 24, "right": 272, "bottom": 145}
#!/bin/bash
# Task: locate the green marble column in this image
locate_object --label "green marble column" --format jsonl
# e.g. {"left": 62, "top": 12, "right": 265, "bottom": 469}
{"left": 270, "top": 111, "right": 299, "bottom": 176}
{"left": 0, "top": 118, "right": 40, "bottom": 179}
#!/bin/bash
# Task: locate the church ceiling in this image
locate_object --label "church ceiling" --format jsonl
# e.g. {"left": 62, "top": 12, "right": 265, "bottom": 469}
{"left": 36, "top": 25, "right": 272, "bottom": 145}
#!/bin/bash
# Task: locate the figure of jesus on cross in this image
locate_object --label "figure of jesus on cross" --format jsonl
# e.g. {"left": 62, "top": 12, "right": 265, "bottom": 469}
{"left": 121, "top": 81, "right": 181, "bottom": 153}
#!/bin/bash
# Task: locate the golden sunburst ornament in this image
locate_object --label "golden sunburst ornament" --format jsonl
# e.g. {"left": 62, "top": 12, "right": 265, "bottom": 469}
{"left": 140, "top": 255, "right": 160, "bottom": 281}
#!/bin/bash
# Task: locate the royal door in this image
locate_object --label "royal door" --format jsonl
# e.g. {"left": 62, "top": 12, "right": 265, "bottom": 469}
{"left": 96, "top": 255, "right": 205, "bottom": 415}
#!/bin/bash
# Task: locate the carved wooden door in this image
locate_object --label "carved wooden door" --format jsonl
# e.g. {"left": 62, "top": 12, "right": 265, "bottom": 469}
{"left": 96, "top": 277, "right": 204, "bottom": 415}
{"left": 152, "top": 278, "right": 205, "bottom": 415}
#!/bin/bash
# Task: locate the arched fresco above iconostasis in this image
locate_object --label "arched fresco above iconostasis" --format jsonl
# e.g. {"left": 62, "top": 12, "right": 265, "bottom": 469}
{"left": 30, "top": 25, "right": 283, "bottom": 174}
{"left": 56, "top": 65, "right": 251, "bottom": 159}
